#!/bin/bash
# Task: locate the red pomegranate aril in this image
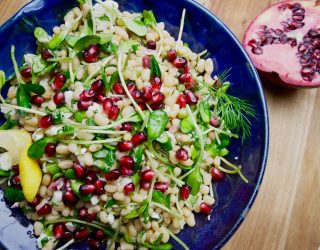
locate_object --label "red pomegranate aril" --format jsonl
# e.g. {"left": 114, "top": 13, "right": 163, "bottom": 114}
{"left": 94, "top": 230, "right": 105, "bottom": 240}
{"left": 200, "top": 203, "right": 213, "bottom": 215}
{"left": 186, "top": 91, "right": 198, "bottom": 105}
{"left": 78, "top": 207, "right": 88, "bottom": 220}
{"left": 88, "top": 239, "right": 101, "bottom": 250}
{"left": 53, "top": 224, "right": 65, "bottom": 239}
{"left": 117, "top": 141, "right": 133, "bottom": 152}
{"left": 96, "top": 94, "right": 106, "bottom": 103}
{"left": 150, "top": 103, "right": 164, "bottom": 110}
{"left": 62, "top": 190, "right": 78, "bottom": 206}
{"left": 37, "top": 204, "right": 52, "bottom": 216}
{"left": 210, "top": 117, "right": 220, "bottom": 128}
{"left": 140, "top": 180, "right": 151, "bottom": 190}
{"left": 112, "top": 82, "right": 125, "bottom": 95}
{"left": 39, "top": 115, "right": 53, "bottom": 128}
{"left": 151, "top": 76, "right": 162, "bottom": 91}
{"left": 176, "top": 148, "right": 189, "bottom": 161}
{"left": 180, "top": 184, "right": 191, "bottom": 200}
{"left": 121, "top": 122, "right": 133, "bottom": 132}
{"left": 176, "top": 94, "right": 187, "bottom": 108}
{"left": 29, "top": 195, "right": 41, "bottom": 207}
{"left": 79, "top": 184, "right": 96, "bottom": 195}
{"left": 108, "top": 105, "right": 120, "bottom": 120}
{"left": 45, "top": 143, "right": 56, "bottom": 157}
{"left": 154, "top": 182, "right": 169, "bottom": 193}
{"left": 75, "top": 228, "right": 89, "bottom": 240}
{"left": 185, "top": 79, "right": 198, "bottom": 90}
{"left": 141, "top": 169, "right": 155, "bottom": 182}
{"left": 102, "top": 98, "right": 113, "bottom": 113}
{"left": 167, "top": 49, "right": 177, "bottom": 62}
{"left": 173, "top": 57, "right": 188, "bottom": 68}
{"left": 31, "top": 95, "right": 44, "bottom": 106}
{"left": 20, "top": 66, "right": 32, "bottom": 78}
{"left": 105, "top": 170, "right": 120, "bottom": 181}
{"left": 142, "top": 55, "right": 151, "bottom": 68}
{"left": 184, "top": 66, "right": 190, "bottom": 74}
{"left": 77, "top": 100, "right": 93, "bottom": 111}
{"left": 146, "top": 40, "right": 157, "bottom": 50}
{"left": 94, "top": 180, "right": 106, "bottom": 195}
{"left": 131, "top": 90, "right": 143, "bottom": 103}
{"left": 52, "top": 73, "right": 66, "bottom": 91}
{"left": 63, "top": 231, "right": 73, "bottom": 240}
{"left": 83, "top": 44, "right": 100, "bottom": 63}
{"left": 41, "top": 49, "right": 53, "bottom": 60}
{"left": 85, "top": 171, "right": 98, "bottom": 183}
{"left": 131, "top": 131, "right": 147, "bottom": 146}
{"left": 53, "top": 92, "right": 65, "bottom": 106}
{"left": 119, "top": 155, "right": 135, "bottom": 169}
{"left": 120, "top": 167, "right": 134, "bottom": 176}
{"left": 74, "top": 163, "right": 85, "bottom": 179}
{"left": 124, "top": 182, "right": 135, "bottom": 195}
{"left": 138, "top": 103, "right": 147, "bottom": 111}
{"left": 178, "top": 73, "right": 192, "bottom": 83}
{"left": 211, "top": 168, "right": 224, "bottom": 182}
{"left": 80, "top": 89, "right": 95, "bottom": 100}
{"left": 152, "top": 92, "right": 165, "bottom": 105}
{"left": 91, "top": 79, "right": 104, "bottom": 93}
{"left": 86, "top": 212, "right": 97, "bottom": 222}
{"left": 11, "top": 174, "right": 21, "bottom": 187}
{"left": 142, "top": 86, "right": 153, "bottom": 101}
{"left": 127, "top": 82, "right": 137, "bottom": 93}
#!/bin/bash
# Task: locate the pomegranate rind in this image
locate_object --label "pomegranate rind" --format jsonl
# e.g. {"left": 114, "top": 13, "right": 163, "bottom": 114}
{"left": 243, "top": 0, "right": 320, "bottom": 88}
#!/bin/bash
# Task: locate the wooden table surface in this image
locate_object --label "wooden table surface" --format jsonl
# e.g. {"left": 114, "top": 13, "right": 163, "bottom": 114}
{"left": 0, "top": 1, "right": 319, "bottom": 250}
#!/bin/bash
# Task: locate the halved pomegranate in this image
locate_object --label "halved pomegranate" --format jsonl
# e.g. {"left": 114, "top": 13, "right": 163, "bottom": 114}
{"left": 243, "top": 1, "right": 320, "bottom": 87}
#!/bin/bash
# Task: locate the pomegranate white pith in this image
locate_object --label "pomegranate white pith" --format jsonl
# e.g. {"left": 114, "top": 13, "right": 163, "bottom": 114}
{"left": 243, "top": 1, "right": 320, "bottom": 87}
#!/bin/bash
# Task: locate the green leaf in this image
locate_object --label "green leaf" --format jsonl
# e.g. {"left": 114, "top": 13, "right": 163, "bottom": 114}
{"left": 104, "top": 198, "right": 116, "bottom": 208}
{"left": 28, "top": 137, "right": 58, "bottom": 159}
{"left": 16, "top": 85, "right": 31, "bottom": 115}
{"left": 74, "top": 35, "right": 101, "bottom": 53}
{"left": 93, "top": 160, "right": 110, "bottom": 172}
{"left": 23, "top": 84, "right": 46, "bottom": 95}
{"left": 34, "top": 27, "right": 50, "bottom": 43}
{"left": 123, "top": 17, "right": 147, "bottom": 37}
{"left": 124, "top": 201, "right": 149, "bottom": 219}
{"left": 4, "top": 187, "right": 25, "bottom": 202}
{"left": 0, "top": 70, "right": 6, "bottom": 90}
{"left": 0, "top": 169, "right": 10, "bottom": 177}
{"left": 71, "top": 180, "right": 92, "bottom": 201}
{"left": 32, "top": 55, "right": 47, "bottom": 74}
{"left": 99, "top": 33, "right": 113, "bottom": 45}
{"left": 98, "top": 15, "right": 110, "bottom": 21}
{"left": 37, "top": 63, "right": 58, "bottom": 77}
{"left": 0, "top": 116, "right": 18, "bottom": 130}
{"left": 121, "top": 40, "right": 140, "bottom": 54}
{"left": 47, "top": 163, "right": 60, "bottom": 175}
{"left": 142, "top": 10, "right": 157, "bottom": 26}
{"left": 130, "top": 146, "right": 144, "bottom": 171}
{"left": 52, "top": 109, "right": 63, "bottom": 124}
{"left": 47, "top": 31, "right": 68, "bottom": 50}
{"left": 100, "top": 41, "right": 119, "bottom": 54}
{"left": 105, "top": 70, "right": 119, "bottom": 94}
{"left": 150, "top": 55, "right": 162, "bottom": 78}
{"left": 156, "top": 132, "right": 172, "bottom": 151}
{"left": 199, "top": 101, "right": 210, "bottom": 123}
{"left": 76, "top": 0, "right": 86, "bottom": 4}
{"left": 180, "top": 115, "right": 194, "bottom": 133}
{"left": 152, "top": 190, "right": 170, "bottom": 208}
{"left": 147, "top": 110, "right": 169, "bottom": 141}
{"left": 64, "top": 169, "right": 77, "bottom": 179}
{"left": 124, "top": 234, "right": 136, "bottom": 244}
{"left": 186, "top": 168, "right": 202, "bottom": 196}
{"left": 66, "top": 35, "right": 80, "bottom": 47}
{"left": 190, "top": 145, "right": 198, "bottom": 160}
{"left": 142, "top": 242, "right": 173, "bottom": 250}
{"left": 74, "top": 111, "right": 86, "bottom": 123}
{"left": 131, "top": 173, "right": 140, "bottom": 186}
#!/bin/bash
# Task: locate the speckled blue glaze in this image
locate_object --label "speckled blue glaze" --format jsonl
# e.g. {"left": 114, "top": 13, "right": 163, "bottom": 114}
{"left": 0, "top": 0, "right": 269, "bottom": 249}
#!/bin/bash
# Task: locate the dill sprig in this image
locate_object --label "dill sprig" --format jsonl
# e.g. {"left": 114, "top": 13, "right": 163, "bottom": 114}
{"left": 217, "top": 68, "right": 232, "bottom": 83}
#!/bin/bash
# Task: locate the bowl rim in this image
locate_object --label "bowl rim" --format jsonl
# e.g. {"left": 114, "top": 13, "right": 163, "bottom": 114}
{"left": 0, "top": 0, "right": 269, "bottom": 249}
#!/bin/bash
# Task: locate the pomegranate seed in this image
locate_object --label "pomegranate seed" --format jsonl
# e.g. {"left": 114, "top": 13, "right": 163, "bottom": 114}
{"left": 124, "top": 182, "right": 135, "bottom": 195}
{"left": 111, "top": 96, "right": 122, "bottom": 103}
{"left": 80, "top": 89, "right": 95, "bottom": 101}
{"left": 74, "top": 163, "right": 85, "bottom": 179}
{"left": 131, "top": 131, "right": 148, "bottom": 146}
{"left": 88, "top": 239, "right": 101, "bottom": 250}
{"left": 96, "top": 94, "right": 106, "bottom": 103}
{"left": 117, "top": 141, "right": 133, "bottom": 152}
{"left": 140, "top": 180, "right": 151, "bottom": 190}
{"left": 86, "top": 212, "right": 97, "bottom": 222}
{"left": 142, "top": 55, "right": 151, "bottom": 68}
{"left": 127, "top": 82, "right": 137, "bottom": 93}
{"left": 210, "top": 117, "right": 220, "bottom": 127}
{"left": 37, "top": 204, "right": 52, "bottom": 216}
{"left": 180, "top": 184, "right": 191, "bottom": 200}
{"left": 185, "top": 79, "right": 198, "bottom": 90}
{"left": 131, "top": 90, "right": 143, "bottom": 103}
{"left": 31, "top": 95, "right": 44, "bottom": 106}
{"left": 53, "top": 224, "right": 65, "bottom": 239}
{"left": 151, "top": 76, "right": 162, "bottom": 91}
{"left": 167, "top": 49, "right": 177, "bottom": 62}
{"left": 150, "top": 103, "right": 164, "bottom": 110}
{"left": 75, "top": 228, "right": 89, "bottom": 240}
{"left": 83, "top": 44, "right": 100, "bottom": 63}
{"left": 39, "top": 115, "right": 53, "bottom": 128}
{"left": 85, "top": 171, "right": 98, "bottom": 183}
{"left": 53, "top": 92, "right": 65, "bottom": 106}
{"left": 102, "top": 98, "right": 113, "bottom": 113}
{"left": 41, "top": 49, "right": 53, "bottom": 60}
{"left": 105, "top": 170, "right": 120, "bottom": 181}
{"left": 200, "top": 203, "right": 213, "bottom": 215}
{"left": 173, "top": 57, "right": 188, "bottom": 68}
{"left": 79, "top": 184, "right": 96, "bottom": 195}
{"left": 178, "top": 73, "right": 192, "bottom": 83}
{"left": 12, "top": 165, "right": 19, "bottom": 174}
{"left": 142, "top": 86, "right": 153, "bottom": 102}
{"left": 77, "top": 100, "right": 93, "bottom": 111}
{"left": 211, "top": 168, "right": 224, "bottom": 182}
{"left": 94, "top": 180, "right": 106, "bottom": 195}
{"left": 121, "top": 122, "right": 133, "bottom": 132}
{"left": 94, "top": 230, "right": 105, "bottom": 239}
{"left": 186, "top": 91, "right": 198, "bottom": 105}
{"left": 11, "top": 174, "right": 21, "bottom": 187}
{"left": 138, "top": 103, "right": 147, "bottom": 110}
{"left": 141, "top": 169, "right": 155, "bottom": 182}
{"left": 79, "top": 207, "right": 88, "bottom": 220}
{"left": 52, "top": 73, "right": 66, "bottom": 91}
{"left": 63, "top": 231, "right": 73, "bottom": 240}
{"left": 120, "top": 167, "right": 134, "bottom": 176}
{"left": 154, "top": 182, "right": 169, "bottom": 192}
{"left": 175, "top": 148, "right": 189, "bottom": 161}
{"left": 62, "top": 190, "right": 78, "bottom": 206}
{"left": 184, "top": 66, "right": 190, "bottom": 74}
{"left": 29, "top": 195, "right": 41, "bottom": 207}
{"left": 45, "top": 143, "right": 56, "bottom": 157}
{"left": 146, "top": 40, "right": 157, "bottom": 50}
{"left": 91, "top": 79, "right": 105, "bottom": 94}
{"left": 119, "top": 155, "right": 135, "bottom": 169}
{"left": 108, "top": 105, "right": 120, "bottom": 120}
{"left": 112, "top": 82, "right": 125, "bottom": 95}
{"left": 152, "top": 92, "right": 165, "bottom": 105}
{"left": 176, "top": 94, "right": 187, "bottom": 108}
{"left": 20, "top": 66, "right": 32, "bottom": 78}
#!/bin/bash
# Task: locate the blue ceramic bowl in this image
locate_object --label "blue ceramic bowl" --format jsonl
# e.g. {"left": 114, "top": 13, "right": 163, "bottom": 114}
{"left": 0, "top": 0, "right": 269, "bottom": 249}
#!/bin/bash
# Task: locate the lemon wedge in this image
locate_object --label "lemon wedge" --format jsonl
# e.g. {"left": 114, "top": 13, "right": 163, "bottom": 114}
{"left": 0, "top": 130, "right": 42, "bottom": 202}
